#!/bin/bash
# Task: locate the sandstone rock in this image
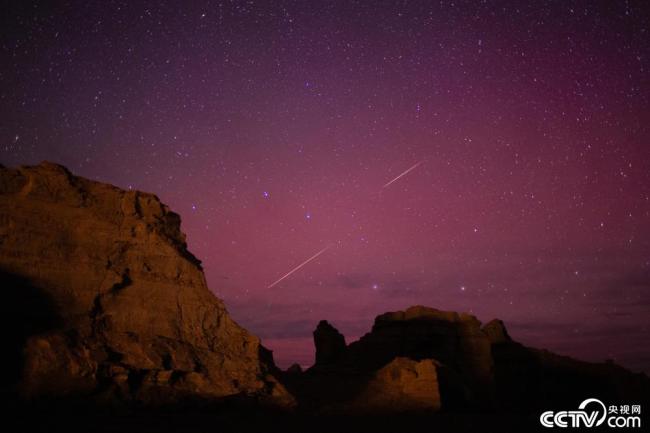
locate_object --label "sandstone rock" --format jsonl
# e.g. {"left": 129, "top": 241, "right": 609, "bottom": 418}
{"left": 296, "top": 307, "right": 497, "bottom": 412}
{"left": 313, "top": 320, "right": 346, "bottom": 366}
{"left": 0, "top": 162, "right": 293, "bottom": 407}
{"left": 348, "top": 357, "right": 441, "bottom": 413}
{"left": 345, "top": 305, "right": 494, "bottom": 405}
{"left": 303, "top": 307, "right": 650, "bottom": 413}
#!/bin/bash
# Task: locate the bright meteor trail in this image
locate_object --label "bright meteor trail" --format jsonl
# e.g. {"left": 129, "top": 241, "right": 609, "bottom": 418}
{"left": 267, "top": 245, "right": 331, "bottom": 288}
{"left": 266, "top": 161, "right": 422, "bottom": 288}
{"left": 382, "top": 161, "right": 423, "bottom": 188}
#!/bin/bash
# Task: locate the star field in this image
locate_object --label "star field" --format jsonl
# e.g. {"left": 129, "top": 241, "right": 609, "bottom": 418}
{"left": 2, "top": 1, "right": 649, "bottom": 371}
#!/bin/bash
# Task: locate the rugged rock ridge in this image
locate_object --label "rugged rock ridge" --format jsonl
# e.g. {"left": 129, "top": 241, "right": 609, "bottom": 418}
{"left": 300, "top": 306, "right": 494, "bottom": 411}
{"left": 300, "top": 306, "right": 649, "bottom": 413}
{"left": 345, "top": 306, "right": 495, "bottom": 405}
{"left": 2, "top": 162, "right": 648, "bottom": 420}
{"left": 0, "top": 162, "right": 291, "bottom": 406}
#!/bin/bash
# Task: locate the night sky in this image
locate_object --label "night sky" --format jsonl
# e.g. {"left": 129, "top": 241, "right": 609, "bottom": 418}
{"left": 2, "top": 1, "right": 649, "bottom": 372}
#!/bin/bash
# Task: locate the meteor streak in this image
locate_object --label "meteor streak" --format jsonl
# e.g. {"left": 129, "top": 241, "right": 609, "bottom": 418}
{"left": 382, "top": 161, "right": 423, "bottom": 188}
{"left": 267, "top": 245, "right": 331, "bottom": 288}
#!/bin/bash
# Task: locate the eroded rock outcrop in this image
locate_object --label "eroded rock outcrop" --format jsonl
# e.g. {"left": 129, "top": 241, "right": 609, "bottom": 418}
{"left": 313, "top": 320, "right": 346, "bottom": 366}
{"left": 489, "top": 334, "right": 649, "bottom": 410}
{"left": 341, "top": 306, "right": 495, "bottom": 406}
{"left": 348, "top": 357, "right": 441, "bottom": 413}
{"left": 481, "top": 319, "right": 511, "bottom": 344}
{"left": 0, "top": 162, "right": 292, "bottom": 407}
{"left": 289, "top": 307, "right": 493, "bottom": 412}
{"left": 300, "top": 306, "right": 649, "bottom": 413}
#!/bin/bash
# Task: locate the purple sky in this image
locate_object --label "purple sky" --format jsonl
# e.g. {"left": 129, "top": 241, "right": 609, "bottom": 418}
{"left": 2, "top": 1, "right": 649, "bottom": 372}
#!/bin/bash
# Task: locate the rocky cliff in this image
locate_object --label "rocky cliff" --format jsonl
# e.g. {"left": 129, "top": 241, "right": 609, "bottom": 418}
{"left": 0, "top": 162, "right": 291, "bottom": 407}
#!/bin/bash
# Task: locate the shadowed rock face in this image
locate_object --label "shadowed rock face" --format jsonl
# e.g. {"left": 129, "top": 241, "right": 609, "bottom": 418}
{"left": 346, "top": 306, "right": 495, "bottom": 404}
{"left": 481, "top": 319, "right": 511, "bottom": 344}
{"left": 347, "top": 357, "right": 441, "bottom": 413}
{"left": 313, "top": 320, "right": 346, "bottom": 366}
{"left": 298, "top": 306, "right": 650, "bottom": 413}
{"left": 0, "top": 162, "right": 292, "bottom": 406}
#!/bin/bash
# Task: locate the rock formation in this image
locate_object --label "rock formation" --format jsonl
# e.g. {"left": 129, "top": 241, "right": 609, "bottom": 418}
{"left": 299, "top": 306, "right": 650, "bottom": 413}
{"left": 313, "top": 320, "right": 346, "bottom": 365}
{"left": 344, "top": 306, "right": 495, "bottom": 406}
{"left": 481, "top": 319, "right": 511, "bottom": 344}
{"left": 304, "top": 306, "right": 494, "bottom": 409}
{"left": 2, "top": 161, "right": 648, "bottom": 424}
{"left": 489, "top": 334, "right": 650, "bottom": 410}
{"left": 0, "top": 162, "right": 292, "bottom": 407}
{"left": 347, "top": 358, "right": 441, "bottom": 413}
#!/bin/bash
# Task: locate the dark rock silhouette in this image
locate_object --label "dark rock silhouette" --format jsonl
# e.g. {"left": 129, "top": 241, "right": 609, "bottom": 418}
{"left": 345, "top": 306, "right": 495, "bottom": 406}
{"left": 481, "top": 319, "right": 511, "bottom": 344}
{"left": 286, "top": 363, "right": 303, "bottom": 374}
{"left": 313, "top": 320, "right": 346, "bottom": 365}
{"left": 295, "top": 306, "right": 650, "bottom": 414}
{"left": 287, "top": 307, "right": 494, "bottom": 412}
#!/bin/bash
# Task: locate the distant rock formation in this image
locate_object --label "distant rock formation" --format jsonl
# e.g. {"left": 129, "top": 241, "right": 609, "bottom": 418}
{"left": 297, "top": 306, "right": 650, "bottom": 413}
{"left": 313, "top": 320, "right": 346, "bottom": 365}
{"left": 481, "top": 319, "right": 511, "bottom": 344}
{"left": 347, "top": 357, "right": 441, "bottom": 413}
{"left": 0, "top": 162, "right": 292, "bottom": 407}
{"left": 489, "top": 334, "right": 649, "bottom": 410}
{"left": 345, "top": 306, "right": 495, "bottom": 406}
